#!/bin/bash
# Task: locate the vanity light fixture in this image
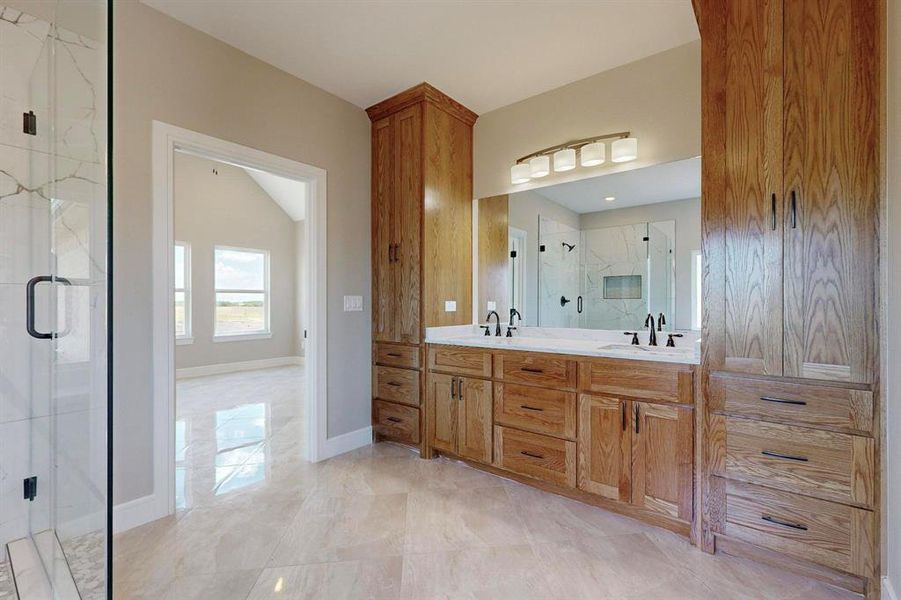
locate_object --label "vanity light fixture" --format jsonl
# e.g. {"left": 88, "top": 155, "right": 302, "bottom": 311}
{"left": 611, "top": 136, "right": 639, "bottom": 163}
{"left": 510, "top": 131, "right": 636, "bottom": 185}
{"left": 529, "top": 155, "right": 550, "bottom": 178}
{"left": 553, "top": 148, "right": 576, "bottom": 172}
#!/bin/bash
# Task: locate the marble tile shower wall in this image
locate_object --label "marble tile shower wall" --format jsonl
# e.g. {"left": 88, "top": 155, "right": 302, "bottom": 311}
{"left": 538, "top": 217, "right": 581, "bottom": 328}
{"left": 581, "top": 223, "right": 648, "bottom": 331}
{"left": 0, "top": 3, "right": 108, "bottom": 550}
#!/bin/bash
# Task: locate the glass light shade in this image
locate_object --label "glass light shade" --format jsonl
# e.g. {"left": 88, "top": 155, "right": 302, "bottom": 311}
{"left": 611, "top": 137, "right": 638, "bottom": 163}
{"left": 510, "top": 163, "right": 531, "bottom": 184}
{"left": 529, "top": 155, "right": 550, "bottom": 178}
{"left": 553, "top": 148, "right": 576, "bottom": 172}
{"left": 580, "top": 142, "right": 605, "bottom": 167}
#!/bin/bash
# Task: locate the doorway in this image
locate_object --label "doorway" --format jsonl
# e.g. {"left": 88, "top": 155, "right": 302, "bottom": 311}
{"left": 150, "top": 122, "right": 327, "bottom": 521}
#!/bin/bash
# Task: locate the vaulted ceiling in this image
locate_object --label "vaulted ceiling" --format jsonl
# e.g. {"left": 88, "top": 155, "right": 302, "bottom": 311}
{"left": 140, "top": 0, "right": 699, "bottom": 114}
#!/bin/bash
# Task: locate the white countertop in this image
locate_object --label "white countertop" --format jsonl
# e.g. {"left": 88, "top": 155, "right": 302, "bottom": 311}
{"left": 425, "top": 325, "right": 701, "bottom": 365}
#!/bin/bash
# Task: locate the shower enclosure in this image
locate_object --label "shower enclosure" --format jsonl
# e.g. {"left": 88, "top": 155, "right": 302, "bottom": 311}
{"left": 0, "top": 1, "right": 110, "bottom": 598}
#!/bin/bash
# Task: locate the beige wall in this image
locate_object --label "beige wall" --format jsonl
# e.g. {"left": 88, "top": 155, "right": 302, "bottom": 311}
{"left": 173, "top": 152, "right": 298, "bottom": 370}
{"left": 885, "top": 0, "right": 900, "bottom": 593}
{"left": 580, "top": 198, "right": 701, "bottom": 331}
{"left": 473, "top": 41, "right": 700, "bottom": 200}
{"left": 114, "top": 0, "right": 371, "bottom": 504}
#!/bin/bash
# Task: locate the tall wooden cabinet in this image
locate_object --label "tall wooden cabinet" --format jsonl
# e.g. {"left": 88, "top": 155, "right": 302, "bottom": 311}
{"left": 368, "top": 84, "right": 478, "bottom": 450}
{"left": 699, "top": 0, "right": 881, "bottom": 595}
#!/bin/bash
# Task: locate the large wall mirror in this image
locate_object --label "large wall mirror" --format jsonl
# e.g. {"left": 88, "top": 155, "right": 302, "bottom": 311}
{"left": 477, "top": 156, "right": 701, "bottom": 331}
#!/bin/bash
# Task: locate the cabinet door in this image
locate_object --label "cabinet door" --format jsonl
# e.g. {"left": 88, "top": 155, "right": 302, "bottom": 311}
{"left": 457, "top": 377, "right": 492, "bottom": 464}
{"left": 427, "top": 373, "right": 457, "bottom": 454}
{"left": 631, "top": 402, "right": 693, "bottom": 522}
{"left": 371, "top": 116, "right": 396, "bottom": 342}
{"left": 394, "top": 104, "right": 422, "bottom": 344}
{"left": 782, "top": 0, "right": 878, "bottom": 384}
{"left": 719, "top": 0, "right": 783, "bottom": 376}
{"left": 577, "top": 395, "right": 631, "bottom": 502}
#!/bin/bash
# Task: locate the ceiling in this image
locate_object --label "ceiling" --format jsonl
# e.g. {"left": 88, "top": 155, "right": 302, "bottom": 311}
{"left": 243, "top": 167, "right": 307, "bottom": 221}
{"left": 528, "top": 156, "right": 701, "bottom": 214}
{"left": 140, "top": 0, "right": 699, "bottom": 114}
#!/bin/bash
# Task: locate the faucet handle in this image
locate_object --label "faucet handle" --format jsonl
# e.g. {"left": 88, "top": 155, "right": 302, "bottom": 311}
{"left": 624, "top": 332, "right": 639, "bottom": 345}
{"left": 480, "top": 325, "right": 491, "bottom": 336}
{"left": 666, "top": 333, "right": 684, "bottom": 347}
{"left": 506, "top": 326, "right": 517, "bottom": 338}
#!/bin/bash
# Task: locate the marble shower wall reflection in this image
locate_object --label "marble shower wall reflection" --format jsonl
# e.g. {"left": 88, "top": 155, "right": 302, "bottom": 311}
{"left": 0, "top": 3, "right": 108, "bottom": 598}
{"left": 537, "top": 218, "right": 676, "bottom": 331}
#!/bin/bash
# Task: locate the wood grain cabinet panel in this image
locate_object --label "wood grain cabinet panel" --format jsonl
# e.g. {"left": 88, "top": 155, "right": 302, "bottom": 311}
{"left": 494, "top": 382, "right": 577, "bottom": 440}
{"left": 393, "top": 104, "right": 422, "bottom": 344}
{"left": 782, "top": 0, "right": 878, "bottom": 385}
{"left": 374, "top": 366, "right": 420, "bottom": 407}
{"left": 577, "top": 394, "right": 631, "bottom": 502}
{"left": 631, "top": 402, "right": 693, "bottom": 522}
{"left": 494, "top": 352, "right": 578, "bottom": 389}
{"left": 427, "top": 373, "right": 458, "bottom": 455}
{"left": 709, "top": 372, "right": 873, "bottom": 434}
{"left": 710, "top": 477, "right": 876, "bottom": 578}
{"left": 579, "top": 357, "right": 693, "bottom": 404}
{"left": 494, "top": 425, "right": 576, "bottom": 488}
{"left": 371, "top": 116, "right": 396, "bottom": 343}
{"left": 373, "top": 400, "right": 420, "bottom": 445}
{"left": 428, "top": 345, "right": 492, "bottom": 378}
{"left": 374, "top": 343, "right": 420, "bottom": 369}
{"left": 458, "top": 377, "right": 493, "bottom": 463}
{"left": 709, "top": 414, "right": 875, "bottom": 508}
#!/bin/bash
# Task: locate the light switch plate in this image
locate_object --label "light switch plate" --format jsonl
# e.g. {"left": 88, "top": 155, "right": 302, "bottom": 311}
{"left": 444, "top": 300, "right": 457, "bottom": 312}
{"left": 487, "top": 301, "right": 497, "bottom": 311}
{"left": 343, "top": 295, "right": 363, "bottom": 312}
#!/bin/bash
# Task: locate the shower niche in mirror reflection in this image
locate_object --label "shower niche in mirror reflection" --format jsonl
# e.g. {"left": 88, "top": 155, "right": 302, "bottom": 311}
{"left": 477, "top": 157, "right": 699, "bottom": 332}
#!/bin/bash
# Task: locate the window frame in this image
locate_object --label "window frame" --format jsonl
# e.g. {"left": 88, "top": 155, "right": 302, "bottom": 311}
{"left": 213, "top": 245, "right": 271, "bottom": 342}
{"left": 174, "top": 241, "right": 193, "bottom": 344}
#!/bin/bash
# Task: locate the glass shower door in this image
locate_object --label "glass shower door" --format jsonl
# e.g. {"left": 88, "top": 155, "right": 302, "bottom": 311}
{"left": 1, "top": 1, "right": 109, "bottom": 598}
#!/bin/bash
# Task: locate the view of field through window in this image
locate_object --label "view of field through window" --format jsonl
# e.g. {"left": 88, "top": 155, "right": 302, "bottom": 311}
{"left": 215, "top": 247, "right": 268, "bottom": 335}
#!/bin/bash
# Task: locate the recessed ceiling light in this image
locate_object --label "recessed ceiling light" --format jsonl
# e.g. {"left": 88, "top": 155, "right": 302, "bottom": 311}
{"left": 605, "top": 196, "right": 615, "bottom": 202}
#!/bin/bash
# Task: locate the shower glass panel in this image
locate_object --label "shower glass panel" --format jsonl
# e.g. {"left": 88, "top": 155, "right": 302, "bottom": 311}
{"left": 537, "top": 217, "right": 580, "bottom": 328}
{"left": 0, "top": 1, "right": 109, "bottom": 598}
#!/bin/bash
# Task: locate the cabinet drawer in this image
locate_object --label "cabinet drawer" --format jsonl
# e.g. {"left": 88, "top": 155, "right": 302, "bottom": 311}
{"left": 374, "top": 366, "right": 420, "bottom": 407}
{"left": 579, "top": 357, "right": 693, "bottom": 404}
{"left": 374, "top": 343, "right": 420, "bottom": 369}
{"left": 493, "top": 426, "right": 576, "bottom": 488}
{"left": 428, "top": 345, "right": 492, "bottom": 377}
{"left": 710, "top": 477, "right": 875, "bottom": 577}
{"left": 373, "top": 400, "right": 420, "bottom": 445}
{"left": 709, "top": 415, "right": 875, "bottom": 507}
{"left": 494, "top": 352, "right": 577, "bottom": 389}
{"left": 710, "top": 373, "right": 872, "bottom": 434}
{"left": 494, "top": 382, "right": 576, "bottom": 439}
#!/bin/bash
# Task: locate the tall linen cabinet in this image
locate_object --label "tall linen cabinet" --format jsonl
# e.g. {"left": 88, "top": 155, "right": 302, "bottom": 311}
{"left": 367, "top": 84, "right": 477, "bottom": 452}
{"left": 698, "top": 0, "right": 882, "bottom": 596}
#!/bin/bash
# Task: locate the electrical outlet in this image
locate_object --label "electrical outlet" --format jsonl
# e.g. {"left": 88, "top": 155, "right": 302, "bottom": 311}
{"left": 343, "top": 295, "right": 363, "bottom": 312}
{"left": 444, "top": 300, "right": 457, "bottom": 312}
{"left": 487, "top": 301, "right": 497, "bottom": 311}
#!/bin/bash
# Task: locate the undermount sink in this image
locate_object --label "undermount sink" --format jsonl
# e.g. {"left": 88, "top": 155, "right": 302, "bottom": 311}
{"left": 598, "top": 343, "right": 686, "bottom": 353}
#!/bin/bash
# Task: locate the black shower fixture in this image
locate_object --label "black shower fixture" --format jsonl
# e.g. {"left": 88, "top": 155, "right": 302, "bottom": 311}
{"left": 562, "top": 242, "right": 575, "bottom": 252}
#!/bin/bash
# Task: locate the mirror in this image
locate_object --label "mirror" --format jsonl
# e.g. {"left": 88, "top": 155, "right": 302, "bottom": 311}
{"left": 477, "top": 157, "right": 701, "bottom": 331}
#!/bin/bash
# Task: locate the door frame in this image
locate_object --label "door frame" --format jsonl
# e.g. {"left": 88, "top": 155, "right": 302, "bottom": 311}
{"left": 149, "top": 121, "right": 329, "bottom": 521}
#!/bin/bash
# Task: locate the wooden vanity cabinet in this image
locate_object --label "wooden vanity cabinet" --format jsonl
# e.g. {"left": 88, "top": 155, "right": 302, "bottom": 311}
{"left": 426, "top": 372, "right": 492, "bottom": 464}
{"left": 577, "top": 394, "right": 632, "bottom": 502}
{"left": 368, "top": 84, "right": 477, "bottom": 449}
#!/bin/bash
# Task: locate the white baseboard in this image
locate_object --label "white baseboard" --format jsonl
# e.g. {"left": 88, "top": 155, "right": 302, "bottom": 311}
{"left": 319, "top": 426, "right": 373, "bottom": 461}
{"left": 176, "top": 356, "right": 303, "bottom": 380}
{"left": 112, "top": 493, "right": 166, "bottom": 534}
{"left": 885, "top": 576, "right": 899, "bottom": 600}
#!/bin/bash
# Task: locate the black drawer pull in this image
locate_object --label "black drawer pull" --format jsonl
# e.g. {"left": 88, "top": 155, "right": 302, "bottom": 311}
{"left": 386, "top": 352, "right": 402, "bottom": 357}
{"left": 521, "top": 367, "right": 544, "bottom": 373}
{"left": 761, "top": 450, "right": 808, "bottom": 462}
{"left": 520, "top": 405, "right": 544, "bottom": 412}
{"left": 386, "top": 417, "right": 403, "bottom": 423}
{"left": 760, "top": 396, "right": 807, "bottom": 406}
{"left": 386, "top": 381, "right": 402, "bottom": 387}
{"left": 762, "top": 515, "right": 808, "bottom": 531}
{"left": 520, "top": 450, "right": 544, "bottom": 459}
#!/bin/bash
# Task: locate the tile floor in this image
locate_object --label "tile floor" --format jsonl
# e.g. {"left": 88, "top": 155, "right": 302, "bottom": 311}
{"left": 113, "top": 366, "right": 860, "bottom": 599}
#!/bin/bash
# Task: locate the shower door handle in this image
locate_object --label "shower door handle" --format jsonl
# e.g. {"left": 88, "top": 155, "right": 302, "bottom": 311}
{"left": 577, "top": 296, "right": 583, "bottom": 314}
{"left": 26, "top": 275, "right": 72, "bottom": 339}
